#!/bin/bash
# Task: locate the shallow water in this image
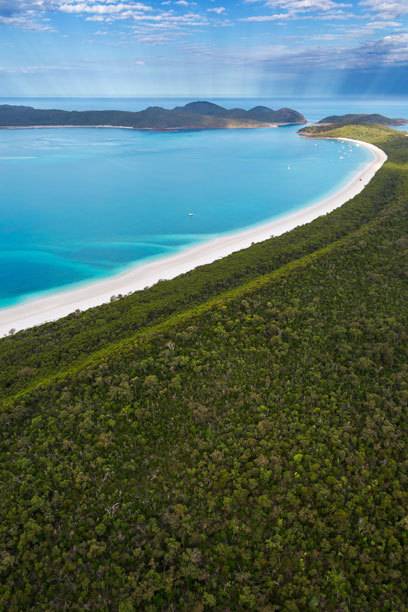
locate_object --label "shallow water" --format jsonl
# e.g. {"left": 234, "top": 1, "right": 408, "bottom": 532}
{"left": 0, "top": 124, "right": 372, "bottom": 307}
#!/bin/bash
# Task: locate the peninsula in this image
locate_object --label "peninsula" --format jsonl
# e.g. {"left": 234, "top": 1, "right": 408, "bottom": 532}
{"left": 1, "top": 120, "right": 407, "bottom": 610}
{"left": 0, "top": 101, "right": 306, "bottom": 130}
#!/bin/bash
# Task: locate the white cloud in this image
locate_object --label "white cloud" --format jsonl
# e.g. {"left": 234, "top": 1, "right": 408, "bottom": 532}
{"left": 365, "top": 18, "right": 402, "bottom": 28}
{"left": 264, "top": 0, "right": 344, "bottom": 9}
{"left": 58, "top": 2, "right": 151, "bottom": 15}
{"left": 0, "top": 14, "right": 53, "bottom": 30}
{"left": 0, "top": 1, "right": 208, "bottom": 30}
{"left": 242, "top": 0, "right": 351, "bottom": 22}
{"left": 55, "top": 0, "right": 210, "bottom": 31}
{"left": 244, "top": 0, "right": 347, "bottom": 9}
{"left": 207, "top": 6, "right": 225, "bottom": 14}
{"left": 256, "top": 31, "right": 408, "bottom": 69}
{"left": 0, "top": 0, "right": 54, "bottom": 29}
{"left": 243, "top": 13, "right": 290, "bottom": 21}
{"left": 361, "top": 0, "right": 408, "bottom": 18}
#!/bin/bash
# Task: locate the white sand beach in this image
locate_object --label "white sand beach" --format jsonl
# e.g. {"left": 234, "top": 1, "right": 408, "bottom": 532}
{"left": 2, "top": 123, "right": 281, "bottom": 131}
{"left": 0, "top": 138, "right": 387, "bottom": 336}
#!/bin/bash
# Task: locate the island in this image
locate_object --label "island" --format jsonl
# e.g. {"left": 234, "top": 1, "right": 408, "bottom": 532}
{"left": 0, "top": 101, "right": 306, "bottom": 130}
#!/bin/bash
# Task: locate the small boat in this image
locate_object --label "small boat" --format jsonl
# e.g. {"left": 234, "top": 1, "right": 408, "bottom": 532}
{"left": 188, "top": 212, "right": 194, "bottom": 216}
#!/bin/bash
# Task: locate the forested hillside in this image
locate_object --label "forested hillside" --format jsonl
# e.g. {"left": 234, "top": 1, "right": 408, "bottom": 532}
{"left": 316, "top": 114, "right": 407, "bottom": 127}
{"left": 0, "top": 102, "right": 305, "bottom": 129}
{"left": 0, "top": 125, "right": 407, "bottom": 610}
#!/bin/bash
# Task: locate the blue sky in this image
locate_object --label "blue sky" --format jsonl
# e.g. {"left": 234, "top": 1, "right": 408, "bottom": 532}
{"left": 0, "top": 0, "right": 407, "bottom": 96}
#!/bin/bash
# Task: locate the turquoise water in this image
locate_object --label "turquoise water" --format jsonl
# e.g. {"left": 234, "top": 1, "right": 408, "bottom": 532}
{"left": 0, "top": 124, "right": 372, "bottom": 307}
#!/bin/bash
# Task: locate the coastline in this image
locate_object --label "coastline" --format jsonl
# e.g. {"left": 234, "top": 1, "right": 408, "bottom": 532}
{"left": 0, "top": 138, "right": 387, "bottom": 336}
{"left": 0, "top": 123, "right": 285, "bottom": 131}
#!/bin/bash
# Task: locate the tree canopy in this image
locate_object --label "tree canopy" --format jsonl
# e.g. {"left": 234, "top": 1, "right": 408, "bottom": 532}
{"left": 0, "top": 125, "right": 407, "bottom": 610}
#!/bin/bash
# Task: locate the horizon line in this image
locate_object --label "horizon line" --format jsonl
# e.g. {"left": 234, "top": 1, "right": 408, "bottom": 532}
{"left": 1, "top": 94, "right": 408, "bottom": 100}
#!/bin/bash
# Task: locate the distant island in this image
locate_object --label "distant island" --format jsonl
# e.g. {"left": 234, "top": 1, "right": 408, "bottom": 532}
{"left": 0, "top": 101, "right": 306, "bottom": 130}
{"left": 317, "top": 113, "right": 407, "bottom": 127}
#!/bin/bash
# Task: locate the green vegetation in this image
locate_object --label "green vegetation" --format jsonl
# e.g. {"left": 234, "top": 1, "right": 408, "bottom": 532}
{"left": 0, "top": 102, "right": 305, "bottom": 129}
{"left": 0, "top": 125, "right": 407, "bottom": 610}
{"left": 316, "top": 113, "right": 407, "bottom": 127}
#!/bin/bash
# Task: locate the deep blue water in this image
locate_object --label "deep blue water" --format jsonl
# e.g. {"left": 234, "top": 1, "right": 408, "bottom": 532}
{"left": 0, "top": 96, "right": 397, "bottom": 308}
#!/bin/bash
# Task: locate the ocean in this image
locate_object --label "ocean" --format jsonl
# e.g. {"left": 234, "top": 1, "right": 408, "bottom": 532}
{"left": 0, "top": 95, "right": 405, "bottom": 308}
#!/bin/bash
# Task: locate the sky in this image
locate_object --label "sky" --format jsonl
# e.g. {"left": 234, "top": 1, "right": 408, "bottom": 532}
{"left": 0, "top": 0, "right": 407, "bottom": 97}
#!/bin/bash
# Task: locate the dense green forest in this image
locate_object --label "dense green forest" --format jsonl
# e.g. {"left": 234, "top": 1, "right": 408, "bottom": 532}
{"left": 0, "top": 125, "right": 407, "bottom": 610}
{"left": 316, "top": 114, "right": 407, "bottom": 127}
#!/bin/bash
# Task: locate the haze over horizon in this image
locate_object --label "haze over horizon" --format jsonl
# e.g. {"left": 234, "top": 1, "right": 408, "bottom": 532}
{"left": 0, "top": 0, "right": 407, "bottom": 98}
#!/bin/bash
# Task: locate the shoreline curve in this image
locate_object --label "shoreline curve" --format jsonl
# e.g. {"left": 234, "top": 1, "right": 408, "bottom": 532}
{"left": 0, "top": 137, "right": 387, "bottom": 336}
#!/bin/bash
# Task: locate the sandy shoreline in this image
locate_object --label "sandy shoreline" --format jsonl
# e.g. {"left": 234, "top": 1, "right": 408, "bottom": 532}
{"left": 0, "top": 123, "right": 283, "bottom": 131}
{"left": 0, "top": 137, "right": 387, "bottom": 336}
